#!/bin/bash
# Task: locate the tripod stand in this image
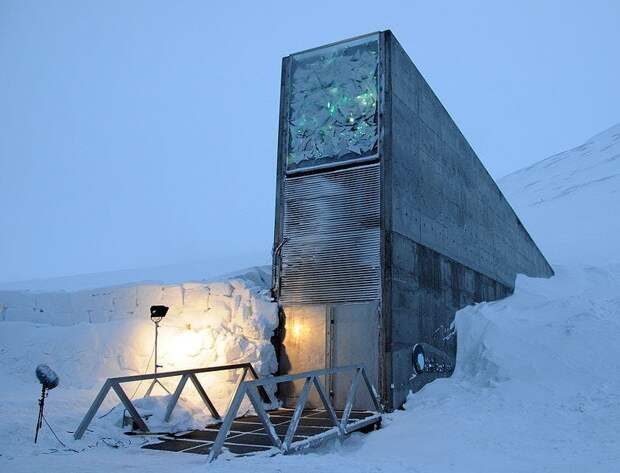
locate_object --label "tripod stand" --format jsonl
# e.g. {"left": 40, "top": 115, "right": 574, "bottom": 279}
{"left": 144, "top": 319, "right": 170, "bottom": 396}
{"left": 34, "top": 385, "right": 48, "bottom": 443}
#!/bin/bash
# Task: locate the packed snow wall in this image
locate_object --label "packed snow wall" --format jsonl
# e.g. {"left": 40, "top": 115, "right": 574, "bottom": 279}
{"left": 0, "top": 267, "right": 279, "bottom": 394}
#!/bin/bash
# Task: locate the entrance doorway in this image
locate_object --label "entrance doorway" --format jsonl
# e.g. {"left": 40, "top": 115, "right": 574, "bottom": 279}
{"left": 278, "top": 302, "right": 380, "bottom": 410}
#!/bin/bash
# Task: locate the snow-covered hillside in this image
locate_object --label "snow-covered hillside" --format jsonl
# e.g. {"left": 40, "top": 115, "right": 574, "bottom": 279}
{"left": 500, "top": 123, "right": 620, "bottom": 266}
{"left": 2, "top": 124, "right": 620, "bottom": 472}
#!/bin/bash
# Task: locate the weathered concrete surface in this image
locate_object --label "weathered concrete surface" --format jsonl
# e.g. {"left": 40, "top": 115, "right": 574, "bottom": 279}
{"left": 381, "top": 31, "right": 553, "bottom": 408}
{"left": 388, "top": 235, "right": 513, "bottom": 406}
{"left": 386, "top": 32, "right": 553, "bottom": 288}
{"left": 272, "top": 31, "right": 553, "bottom": 411}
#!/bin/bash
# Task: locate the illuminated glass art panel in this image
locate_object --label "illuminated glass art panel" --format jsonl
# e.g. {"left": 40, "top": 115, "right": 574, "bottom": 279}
{"left": 287, "top": 34, "right": 380, "bottom": 172}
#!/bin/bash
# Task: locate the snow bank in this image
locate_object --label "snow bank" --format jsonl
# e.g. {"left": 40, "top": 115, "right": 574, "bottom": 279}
{"left": 0, "top": 266, "right": 278, "bottom": 422}
{"left": 455, "top": 264, "right": 620, "bottom": 390}
{"left": 384, "top": 264, "right": 620, "bottom": 472}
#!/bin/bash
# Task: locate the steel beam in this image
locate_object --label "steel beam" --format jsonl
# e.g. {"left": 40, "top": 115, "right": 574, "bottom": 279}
{"left": 208, "top": 383, "right": 248, "bottom": 462}
{"left": 283, "top": 376, "right": 312, "bottom": 450}
{"left": 312, "top": 376, "right": 343, "bottom": 436}
{"left": 74, "top": 380, "right": 112, "bottom": 440}
{"left": 107, "top": 363, "right": 253, "bottom": 383}
{"left": 164, "top": 374, "right": 189, "bottom": 422}
{"left": 111, "top": 382, "right": 149, "bottom": 433}
{"left": 247, "top": 363, "right": 274, "bottom": 404}
{"left": 189, "top": 373, "right": 220, "bottom": 420}
{"left": 361, "top": 367, "right": 382, "bottom": 412}
{"left": 247, "top": 385, "right": 282, "bottom": 449}
{"left": 242, "top": 364, "right": 363, "bottom": 388}
{"left": 340, "top": 368, "right": 362, "bottom": 430}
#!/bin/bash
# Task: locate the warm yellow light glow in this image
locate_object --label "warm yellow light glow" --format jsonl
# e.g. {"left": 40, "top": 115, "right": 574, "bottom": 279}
{"left": 166, "top": 328, "right": 203, "bottom": 359}
{"left": 290, "top": 320, "right": 304, "bottom": 339}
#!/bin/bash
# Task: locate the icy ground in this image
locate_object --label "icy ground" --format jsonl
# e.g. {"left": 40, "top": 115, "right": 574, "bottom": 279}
{"left": 2, "top": 123, "right": 620, "bottom": 472}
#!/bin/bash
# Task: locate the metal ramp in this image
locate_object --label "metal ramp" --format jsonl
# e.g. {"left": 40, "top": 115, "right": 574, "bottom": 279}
{"left": 144, "top": 364, "right": 382, "bottom": 460}
{"left": 74, "top": 363, "right": 382, "bottom": 461}
{"left": 144, "top": 407, "right": 381, "bottom": 457}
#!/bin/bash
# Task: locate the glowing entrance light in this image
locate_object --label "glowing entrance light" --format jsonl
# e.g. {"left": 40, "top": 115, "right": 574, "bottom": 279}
{"left": 286, "top": 33, "right": 380, "bottom": 173}
{"left": 170, "top": 329, "right": 203, "bottom": 358}
{"left": 290, "top": 320, "right": 304, "bottom": 339}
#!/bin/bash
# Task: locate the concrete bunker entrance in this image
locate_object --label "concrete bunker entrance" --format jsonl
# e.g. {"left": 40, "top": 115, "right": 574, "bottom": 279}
{"left": 277, "top": 302, "right": 380, "bottom": 411}
{"left": 271, "top": 30, "right": 553, "bottom": 410}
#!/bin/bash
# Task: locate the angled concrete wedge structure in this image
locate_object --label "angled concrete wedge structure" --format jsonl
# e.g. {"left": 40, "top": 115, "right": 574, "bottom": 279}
{"left": 272, "top": 31, "right": 553, "bottom": 410}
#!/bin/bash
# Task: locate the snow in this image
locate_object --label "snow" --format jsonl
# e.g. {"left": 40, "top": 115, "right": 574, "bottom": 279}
{"left": 0, "top": 266, "right": 279, "bottom": 385}
{"left": 499, "top": 122, "right": 620, "bottom": 266}
{"left": 0, "top": 260, "right": 271, "bottom": 293}
{"left": 2, "top": 124, "right": 620, "bottom": 471}
{"left": 0, "top": 267, "right": 280, "bottom": 470}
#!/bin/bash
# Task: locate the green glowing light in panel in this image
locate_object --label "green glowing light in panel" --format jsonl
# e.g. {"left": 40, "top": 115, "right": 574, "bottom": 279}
{"left": 286, "top": 34, "right": 379, "bottom": 171}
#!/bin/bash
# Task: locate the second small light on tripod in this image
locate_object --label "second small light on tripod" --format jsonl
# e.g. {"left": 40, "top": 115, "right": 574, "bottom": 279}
{"left": 144, "top": 305, "right": 170, "bottom": 396}
{"left": 34, "top": 364, "right": 59, "bottom": 443}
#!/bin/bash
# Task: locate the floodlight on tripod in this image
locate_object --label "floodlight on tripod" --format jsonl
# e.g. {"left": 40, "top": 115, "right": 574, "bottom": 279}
{"left": 34, "top": 364, "right": 59, "bottom": 443}
{"left": 144, "top": 305, "right": 171, "bottom": 396}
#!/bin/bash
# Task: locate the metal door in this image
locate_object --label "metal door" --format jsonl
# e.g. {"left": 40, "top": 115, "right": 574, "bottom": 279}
{"left": 279, "top": 302, "right": 380, "bottom": 410}
{"left": 278, "top": 305, "right": 328, "bottom": 408}
{"left": 330, "top": 301, "right": 380, "bottom": 410}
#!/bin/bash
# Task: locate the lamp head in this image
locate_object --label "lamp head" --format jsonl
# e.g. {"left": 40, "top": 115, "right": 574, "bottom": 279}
{"left": 150, "top": 305, "right": 169, "bottom": 323}
{"left": 35, "top": 364, "right": 59, "bottom": 390}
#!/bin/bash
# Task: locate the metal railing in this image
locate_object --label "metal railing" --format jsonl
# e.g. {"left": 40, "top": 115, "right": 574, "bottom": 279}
{"left": 208, "top": 364, "right": 382, "bottom": 462}
{"left": 73, "top": 363, "right": 272, "bottom": 440}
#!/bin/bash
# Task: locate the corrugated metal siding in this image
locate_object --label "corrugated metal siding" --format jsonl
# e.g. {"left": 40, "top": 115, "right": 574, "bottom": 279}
{"left": 279, "top": 163, "right": 381, "bottom": 304}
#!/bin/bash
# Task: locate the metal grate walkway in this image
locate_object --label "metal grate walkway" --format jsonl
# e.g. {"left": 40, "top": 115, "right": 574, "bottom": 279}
{"left": 75, "top": 363, "right": 383, "bottom": 461}
{"left": 143, "top": 407, "right": 381, "bottom": 456}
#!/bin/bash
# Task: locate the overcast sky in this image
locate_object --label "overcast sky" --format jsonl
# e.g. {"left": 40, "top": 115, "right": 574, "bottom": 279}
{"left": 1, "top": 0, "right": 619, "bottom": 285}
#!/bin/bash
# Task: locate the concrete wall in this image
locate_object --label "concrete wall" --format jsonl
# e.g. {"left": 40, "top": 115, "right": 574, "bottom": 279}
{"left": 388, "top": 235, "right": 512, "bottom": 406}
{"left": 386, "top": 32, "right": 553, "bottom": 288}
{"left": 270, "top": 31, "right": 554, "bottom": 410}
{"left": 382, "top": 31, "right": 553, "bottom": 408}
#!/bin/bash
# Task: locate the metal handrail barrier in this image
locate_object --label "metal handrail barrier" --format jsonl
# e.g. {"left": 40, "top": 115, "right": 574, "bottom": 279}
{"left": 208, "top": 364, "right": 382, "bottom": 462}
{"left": 73, "top": 362, "right": 272, "bottom": 440}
